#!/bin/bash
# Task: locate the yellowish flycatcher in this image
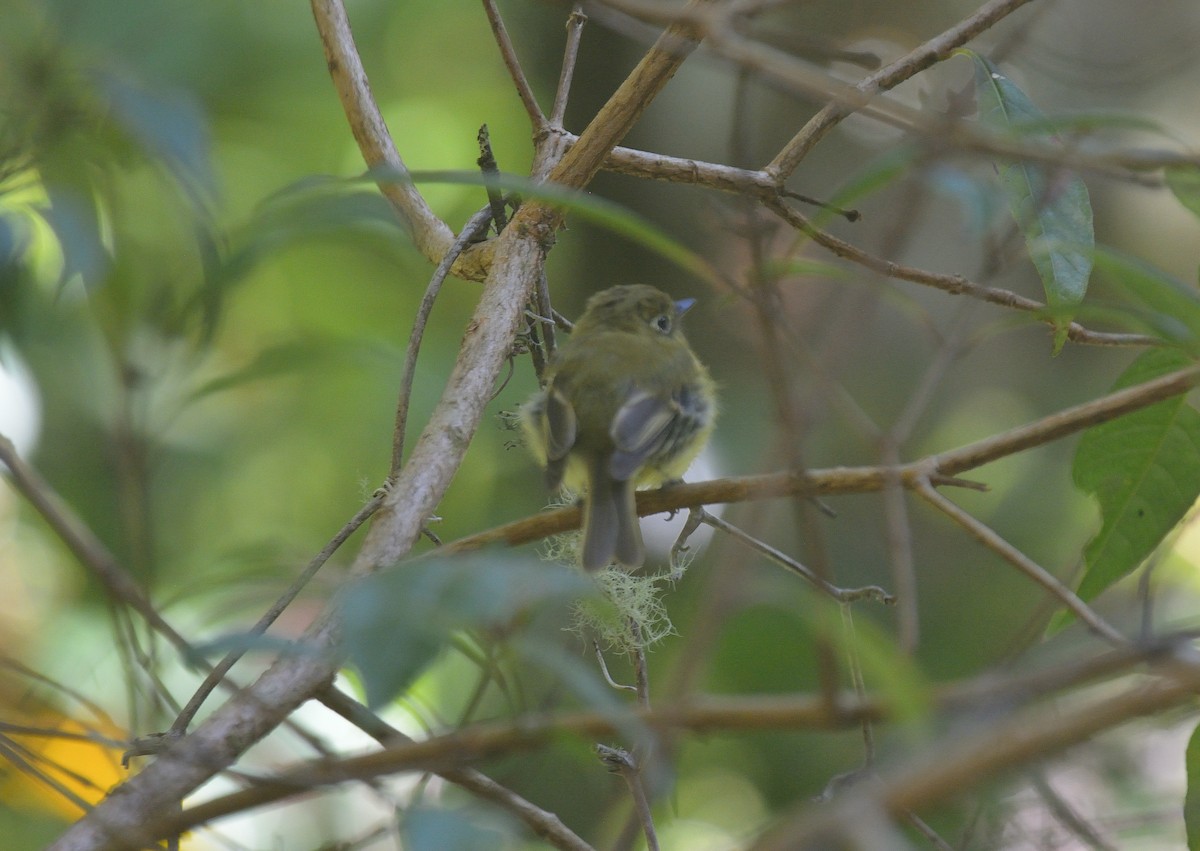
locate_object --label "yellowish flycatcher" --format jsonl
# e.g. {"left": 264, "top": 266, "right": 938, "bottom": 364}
{"left": 523, "top": 284, "right": 716, "bottom": 570}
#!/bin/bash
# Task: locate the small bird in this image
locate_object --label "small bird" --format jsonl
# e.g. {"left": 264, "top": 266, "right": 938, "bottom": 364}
{"left": 522, "top": 284, "right": 716, "bottom": 570}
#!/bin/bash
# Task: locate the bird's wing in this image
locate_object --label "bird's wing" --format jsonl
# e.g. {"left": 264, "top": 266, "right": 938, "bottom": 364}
{"left": 609, "top": 389, "right": 675, "bottom": 481}
{"left": 543, "top": 385, "right": 577, "bottom": 462}
{"left": 540, "top": 385, "right": 577, "bottom": 491}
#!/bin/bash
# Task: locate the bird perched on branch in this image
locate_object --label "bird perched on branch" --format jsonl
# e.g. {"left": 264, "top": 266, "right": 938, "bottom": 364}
{"left": 523, "top": 284, "right": 716, "bottom": 570}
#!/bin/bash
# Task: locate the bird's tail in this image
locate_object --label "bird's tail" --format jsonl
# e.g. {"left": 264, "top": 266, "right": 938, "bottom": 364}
{"left": 582, "top": 458, "right": 644, "bottom": 571}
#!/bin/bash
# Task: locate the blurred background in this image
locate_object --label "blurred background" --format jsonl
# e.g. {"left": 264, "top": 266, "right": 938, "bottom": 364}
{"left": 3, "top": 0, "right": 1200, "bottom": 847}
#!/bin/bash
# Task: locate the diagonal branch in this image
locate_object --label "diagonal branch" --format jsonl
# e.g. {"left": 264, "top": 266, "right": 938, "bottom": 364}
{"left": 0, "top": 437, "right": 186, "bottom": 654}
{"left": 914, "top": 478, "right": 1125, "bottom": 645}
{"left": 438, "top": 361, "right": 1200, "bottom": 554}
{"left": 136, "top": 639, "right": 1200, "bottom": 842}
{"left": 750, "top": 648, "right": 1200, "bottom": 849}
{"left": 766, "top": 0, "right": 1039, "bottom": 179}
{"left": 310, "top": 0, "right": 492, "bottom": 280}
{"left": 49, "top": 4, "right": 720, "bottom": 846}
{"left": 545, "top": 0, "right": 712, "bottom": 193}
{"left": 766, "top": 198, "right": 1161, "bottom": 348}
{"left": 483, "top": 0, "right": 548, "bottom": 130}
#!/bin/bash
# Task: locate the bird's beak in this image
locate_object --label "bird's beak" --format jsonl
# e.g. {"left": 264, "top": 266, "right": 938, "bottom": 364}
{"left": 674, "top": 298, "right": 696, "bottom": 317}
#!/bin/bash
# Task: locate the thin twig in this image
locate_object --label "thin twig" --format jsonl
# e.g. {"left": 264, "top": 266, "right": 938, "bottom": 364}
{"left": 438, "top": 359, "right": 1200, "bottom": 556}
{"left": 597, "top": 745, "right": 660, "bottom": 851}
{"left": 879, "top": 445, "right": 919, "bottom": 653}
{"left": 1137, "top": 550, "right": 1163, "bottom": 643}
{"left": 482, "top": 0, "right": 548, "bottom": 130}
{"left": 171, "top": 493, "right": 385, "bottom": 735}
{"left": 766, "top": 199, "right": 1161, "bottom": 348}
{"left": 839, "top": 605, "right": 875, "bottom": 768}
{"left": 476, "top": 124, "right": 508, "bottom": 232}
{"left": 765, "top": 0, "right": 1039, "bottom": 178}
{"left": 0, "top": 436, "right": 189, "bottom": 656}
{"left": 628, "top": 619, "right": 651, "bottom": 711}
{"left": 144, "top": 644, "right": 1200, "bottom": 842}
{"left": 391, "top": 206, "right": 497, "bottom": 476}
{"left": 668, "top": 507, "right": 705, "bottom": 578}
{"left": 591, "top": 136, "right": 781, "bottom": 196}
{"left": 700, "top": 509, "right": 894, "bottom": 605}
{"left": 551, "top": 5, "right": 588, "bottom": 128}
{"left": 743, "top": 197, "right": 842, "bottom": 711}
{"left": 318, "top": 688, "right": 596, "bottom": 851}
{"left": 1030, "top": 770, "right": 1118, "bottom": 851}
{"left": 310, "top": 0, "right": 485, "bottom": 277}
{"left": 535, "top": 270, "right": 557, "bottom": 365}
{"left": 883, "top": 303, "right": 977, "bottom": 655}
{"left": 904, "top": 811, "right": 956, "bottom": 851}
{"left": 914, "top": 478, "right": 1126, "bottom": 646}
{"left": 595, "top": 642, "right": 638, "bottom": 693}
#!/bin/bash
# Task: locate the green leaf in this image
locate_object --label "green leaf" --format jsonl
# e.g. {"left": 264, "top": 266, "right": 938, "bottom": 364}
{"left": 339, "top": 552, "right": 589, "bottom": 708}
{"left": 1167, "top": 166, "right": 1200, "bottom": 221}
{"left": 1057, "top": 348, "right": 1200, "bottom": 630}
{"left": 1186, "top": 721, "right": 1200, "bottom": 849}
{"left": 967, "top": 51, "right": 1094, "bottom": 352}
{"left": 1092, "top": 248, "right": 1200, "bottom": 349}
{"left": 99, "top": 71, "right": 216, "bottom": 204}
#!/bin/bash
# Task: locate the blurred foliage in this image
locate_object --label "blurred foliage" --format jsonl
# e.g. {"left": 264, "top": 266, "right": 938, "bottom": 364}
{"left": 2, "top": 0, "right": 1200, "bottom": 848}
{"left": 341, "top": 553, "right": 589, "bottom": 708}
{"left": 1070, "top": 348, "right": 1200, "bottom": 614}
{"left": 968, "top": 50, "right": 1094, "bottom": 352}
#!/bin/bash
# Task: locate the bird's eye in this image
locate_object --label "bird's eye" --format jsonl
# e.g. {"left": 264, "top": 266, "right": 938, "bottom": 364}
{"left": 654, "top": 314, "right": 672, "bottom": 333}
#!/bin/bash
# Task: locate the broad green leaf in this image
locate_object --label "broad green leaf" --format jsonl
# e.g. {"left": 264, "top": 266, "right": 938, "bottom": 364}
{"left": 1060, "top": 348, "right": 1200, "bottom": 628}
{"left": 99, "top": 71, "right": 216, "bottom": 204}
{"left": 339, "top": 553, "right": 588, "bottom": 708}
{"left": 1167, "top": 166, "right": 1200, "bottom": 221}
{"left": 42, "top": 187, "right": 110, "bottom": 290}
{"left": 1092, "top": 248, "right": 1200, "bottom": 350}
{"left": 1186, "top": 721, "right": 1200, "bottom": 849}
{"left": 967, "top": 51, "right": 1094, "bottom": 352}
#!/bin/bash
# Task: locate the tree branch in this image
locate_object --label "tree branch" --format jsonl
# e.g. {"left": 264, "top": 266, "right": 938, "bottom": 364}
{"left": 766, "top": 0, "right": 1039, "bottom": 179}
{"left": 310, "top": 0, "right": 492, "bottom": 280}
{"left": 50, "top": 2, "right": 719, "bottom": 845}
{"left": 438, "top": 360, "right": 1200, "bottom": 555}
{"left": 751, "top": 648, "right": 1200, "bottom": 849}
{"left": 766, "top": 198, "right": 1163, "bottom": 348}
{"left": 129, "top": 637, "right": 1200, "bottom": 842}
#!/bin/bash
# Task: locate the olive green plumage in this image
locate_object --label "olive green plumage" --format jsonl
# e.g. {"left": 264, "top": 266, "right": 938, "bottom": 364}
{"left": 523, "top": 284, "right": 716, "bottom": 570}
